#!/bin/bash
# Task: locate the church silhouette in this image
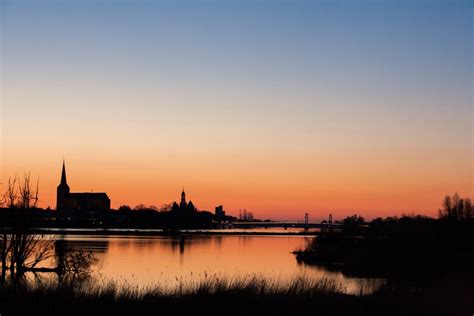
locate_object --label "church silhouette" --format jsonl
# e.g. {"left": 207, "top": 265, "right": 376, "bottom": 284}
{"left": 171, "top": 189, "right": 196, "bottom": 213}
{"left": 56, "top": 160, "right": 110, "bottom": 211}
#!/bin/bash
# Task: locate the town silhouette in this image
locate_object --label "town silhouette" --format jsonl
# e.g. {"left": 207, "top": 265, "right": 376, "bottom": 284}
{"left": 0, "top": 161, "right": 237, "bottom": 230}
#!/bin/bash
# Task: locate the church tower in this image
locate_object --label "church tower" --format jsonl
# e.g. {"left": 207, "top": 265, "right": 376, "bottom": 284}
{"left": 56, "top": 160, "right": 70, "bottom": 210}
{"left": 180, "top": 188, "right": 187, "bottom": 209}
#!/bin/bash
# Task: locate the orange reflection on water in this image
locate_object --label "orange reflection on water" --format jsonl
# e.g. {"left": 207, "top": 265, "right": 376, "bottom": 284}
{"left": 52, "top": 234, "right": 383, "bottom": 294}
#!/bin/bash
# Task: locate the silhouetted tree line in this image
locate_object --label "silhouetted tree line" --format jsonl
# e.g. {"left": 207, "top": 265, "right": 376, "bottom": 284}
{"left": 341, "top": 214, "right": 366, "bottom": 234}
{"left": 107, "top": 203, "right": 236, "bottom": 229}
{"left": 296, "top": 193, "right": 474, "bottom": 283}
{"left": 0, "top": 206, "right": 235, "bottom": 230}
{"left": 438, "top": 192, "right": 472, "bottom": 221}
{"left": 0, "top": 203, "right": 236, "bottom": 230}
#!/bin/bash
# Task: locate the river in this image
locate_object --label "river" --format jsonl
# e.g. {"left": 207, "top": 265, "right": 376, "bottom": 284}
{"left": 33, "top": 230, "right": 384, "bottom": 294}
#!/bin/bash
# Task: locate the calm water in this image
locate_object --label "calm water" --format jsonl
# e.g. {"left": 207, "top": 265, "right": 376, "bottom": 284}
{"left": 41, "top": 232, "right": 383, "bottom": 294}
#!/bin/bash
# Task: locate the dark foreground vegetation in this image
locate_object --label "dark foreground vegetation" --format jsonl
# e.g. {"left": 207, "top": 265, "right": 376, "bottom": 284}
{"left": 292, "top": 194, "right": 474, "bottom": 315}
{"left": 0, "top": 276, "right": 472, "bottom": 316}
{"left": 295, "top": 193, "right": 474, "bottom": 280}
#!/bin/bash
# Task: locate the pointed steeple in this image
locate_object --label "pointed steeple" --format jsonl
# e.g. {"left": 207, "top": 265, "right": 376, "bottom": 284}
{"left": 57, "top": 159, "right": 70, "bottom": 210}
{"left": 60, "top": 159, "right": 68, "bottom": 185}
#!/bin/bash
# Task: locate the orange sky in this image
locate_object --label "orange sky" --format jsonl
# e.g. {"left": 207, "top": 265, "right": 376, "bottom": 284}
{"left": 1, "top": 1, "right": 472, "bottom": 221}
{"left": 1, "top": 151, "right": 471, "bottom": 221}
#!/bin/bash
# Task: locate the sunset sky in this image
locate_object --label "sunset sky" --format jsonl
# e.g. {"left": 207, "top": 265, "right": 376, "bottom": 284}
{"left": 1, "top": 0, "right": 472, "bottom": 220}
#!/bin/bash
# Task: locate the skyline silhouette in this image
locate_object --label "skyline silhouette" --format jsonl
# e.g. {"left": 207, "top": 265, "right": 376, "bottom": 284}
{"left": 1, "top": 158, "right": 472, "bottom": 222}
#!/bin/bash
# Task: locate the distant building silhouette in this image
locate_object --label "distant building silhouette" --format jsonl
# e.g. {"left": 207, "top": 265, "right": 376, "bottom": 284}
{"left": 171, "top": 189, "right": 196, "bottom": 213}
{"left": 180, "top": 189, "right": 187, "bottom": 209}
{"left": 215, "top": 205, "right": 225, "bottom": 218}
{"left": 239, "top": 209, "right": 254, "bottom": 221}
{"left": 56, "top": 160, "right": 110, "bottom": 211}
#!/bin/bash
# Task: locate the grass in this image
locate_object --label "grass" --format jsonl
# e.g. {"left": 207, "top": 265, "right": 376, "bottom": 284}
{"left": 0, "top": 275, "right": 472, "bottom": 316}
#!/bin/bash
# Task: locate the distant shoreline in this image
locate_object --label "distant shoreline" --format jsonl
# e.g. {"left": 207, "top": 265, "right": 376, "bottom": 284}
{"left": 0, "top": 227, "right": 320, "bottom": 237}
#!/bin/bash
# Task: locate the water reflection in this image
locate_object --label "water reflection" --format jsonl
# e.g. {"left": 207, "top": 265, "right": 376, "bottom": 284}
{"left": 55, "top": 236, "right": 110, "bottom": 253}
{"left": 42, "top": 234, "right": 384, "bottom": 294}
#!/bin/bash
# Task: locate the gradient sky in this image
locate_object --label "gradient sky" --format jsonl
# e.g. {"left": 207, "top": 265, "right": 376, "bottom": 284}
{"left": 1, "top": 0, "right": 472, "bottom": 220}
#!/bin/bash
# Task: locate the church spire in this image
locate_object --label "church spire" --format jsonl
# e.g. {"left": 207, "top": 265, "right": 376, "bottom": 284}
{"left": 60, "top": 159, "right": 67, "bottom": 185}
{"left": 57, "top": 158, "right": 70, "bottom": 210}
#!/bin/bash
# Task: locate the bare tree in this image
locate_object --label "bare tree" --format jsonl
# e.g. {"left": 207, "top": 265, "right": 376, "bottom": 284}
{"left": 54, "top": 239, "right": 97, "bottom": 281}
{"left": 17, "top": 172, "right": 39, "bottom": 210}
{"left": 1, "top": 172, "right": 55, "bottom": 282}
{"left": 160, "top": 203, "right": 173, "bottom": 212}
{"left": 1, "top": 234, "right": 11, "bottom": 283}
{"left": 439, "top": 193, "right": 473, "bottom": 221}
{"left": 12, "top": 234, "right": 56, "bottom": 275}
{"left": 134, "top": 204, "right": 147, "bottom": 211}
{"left": 1, "top": 171, "right": 98, "bottom": 282}
{"left": 61, "top": 251, "right": 97, "bottom": 277}
{"left": 1, "top": 177, "right": 16, "bottom": 282}
{"left": 2, "top": 176, "right": 18, "bottom": 208}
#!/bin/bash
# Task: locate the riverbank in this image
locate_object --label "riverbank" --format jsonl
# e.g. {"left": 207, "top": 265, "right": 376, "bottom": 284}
{"left": 0, "top": 227, "right": 320, "bottom": 236}
{"left": 0, "top": 276, "right": 470, "bottom": 316}
{"left": 298, "top": 218, "right": 474, "bottom": 273}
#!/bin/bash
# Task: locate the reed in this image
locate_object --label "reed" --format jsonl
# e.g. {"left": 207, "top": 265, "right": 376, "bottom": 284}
{"left": 0, "top": 274, "right": 468, "bottom": 316}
